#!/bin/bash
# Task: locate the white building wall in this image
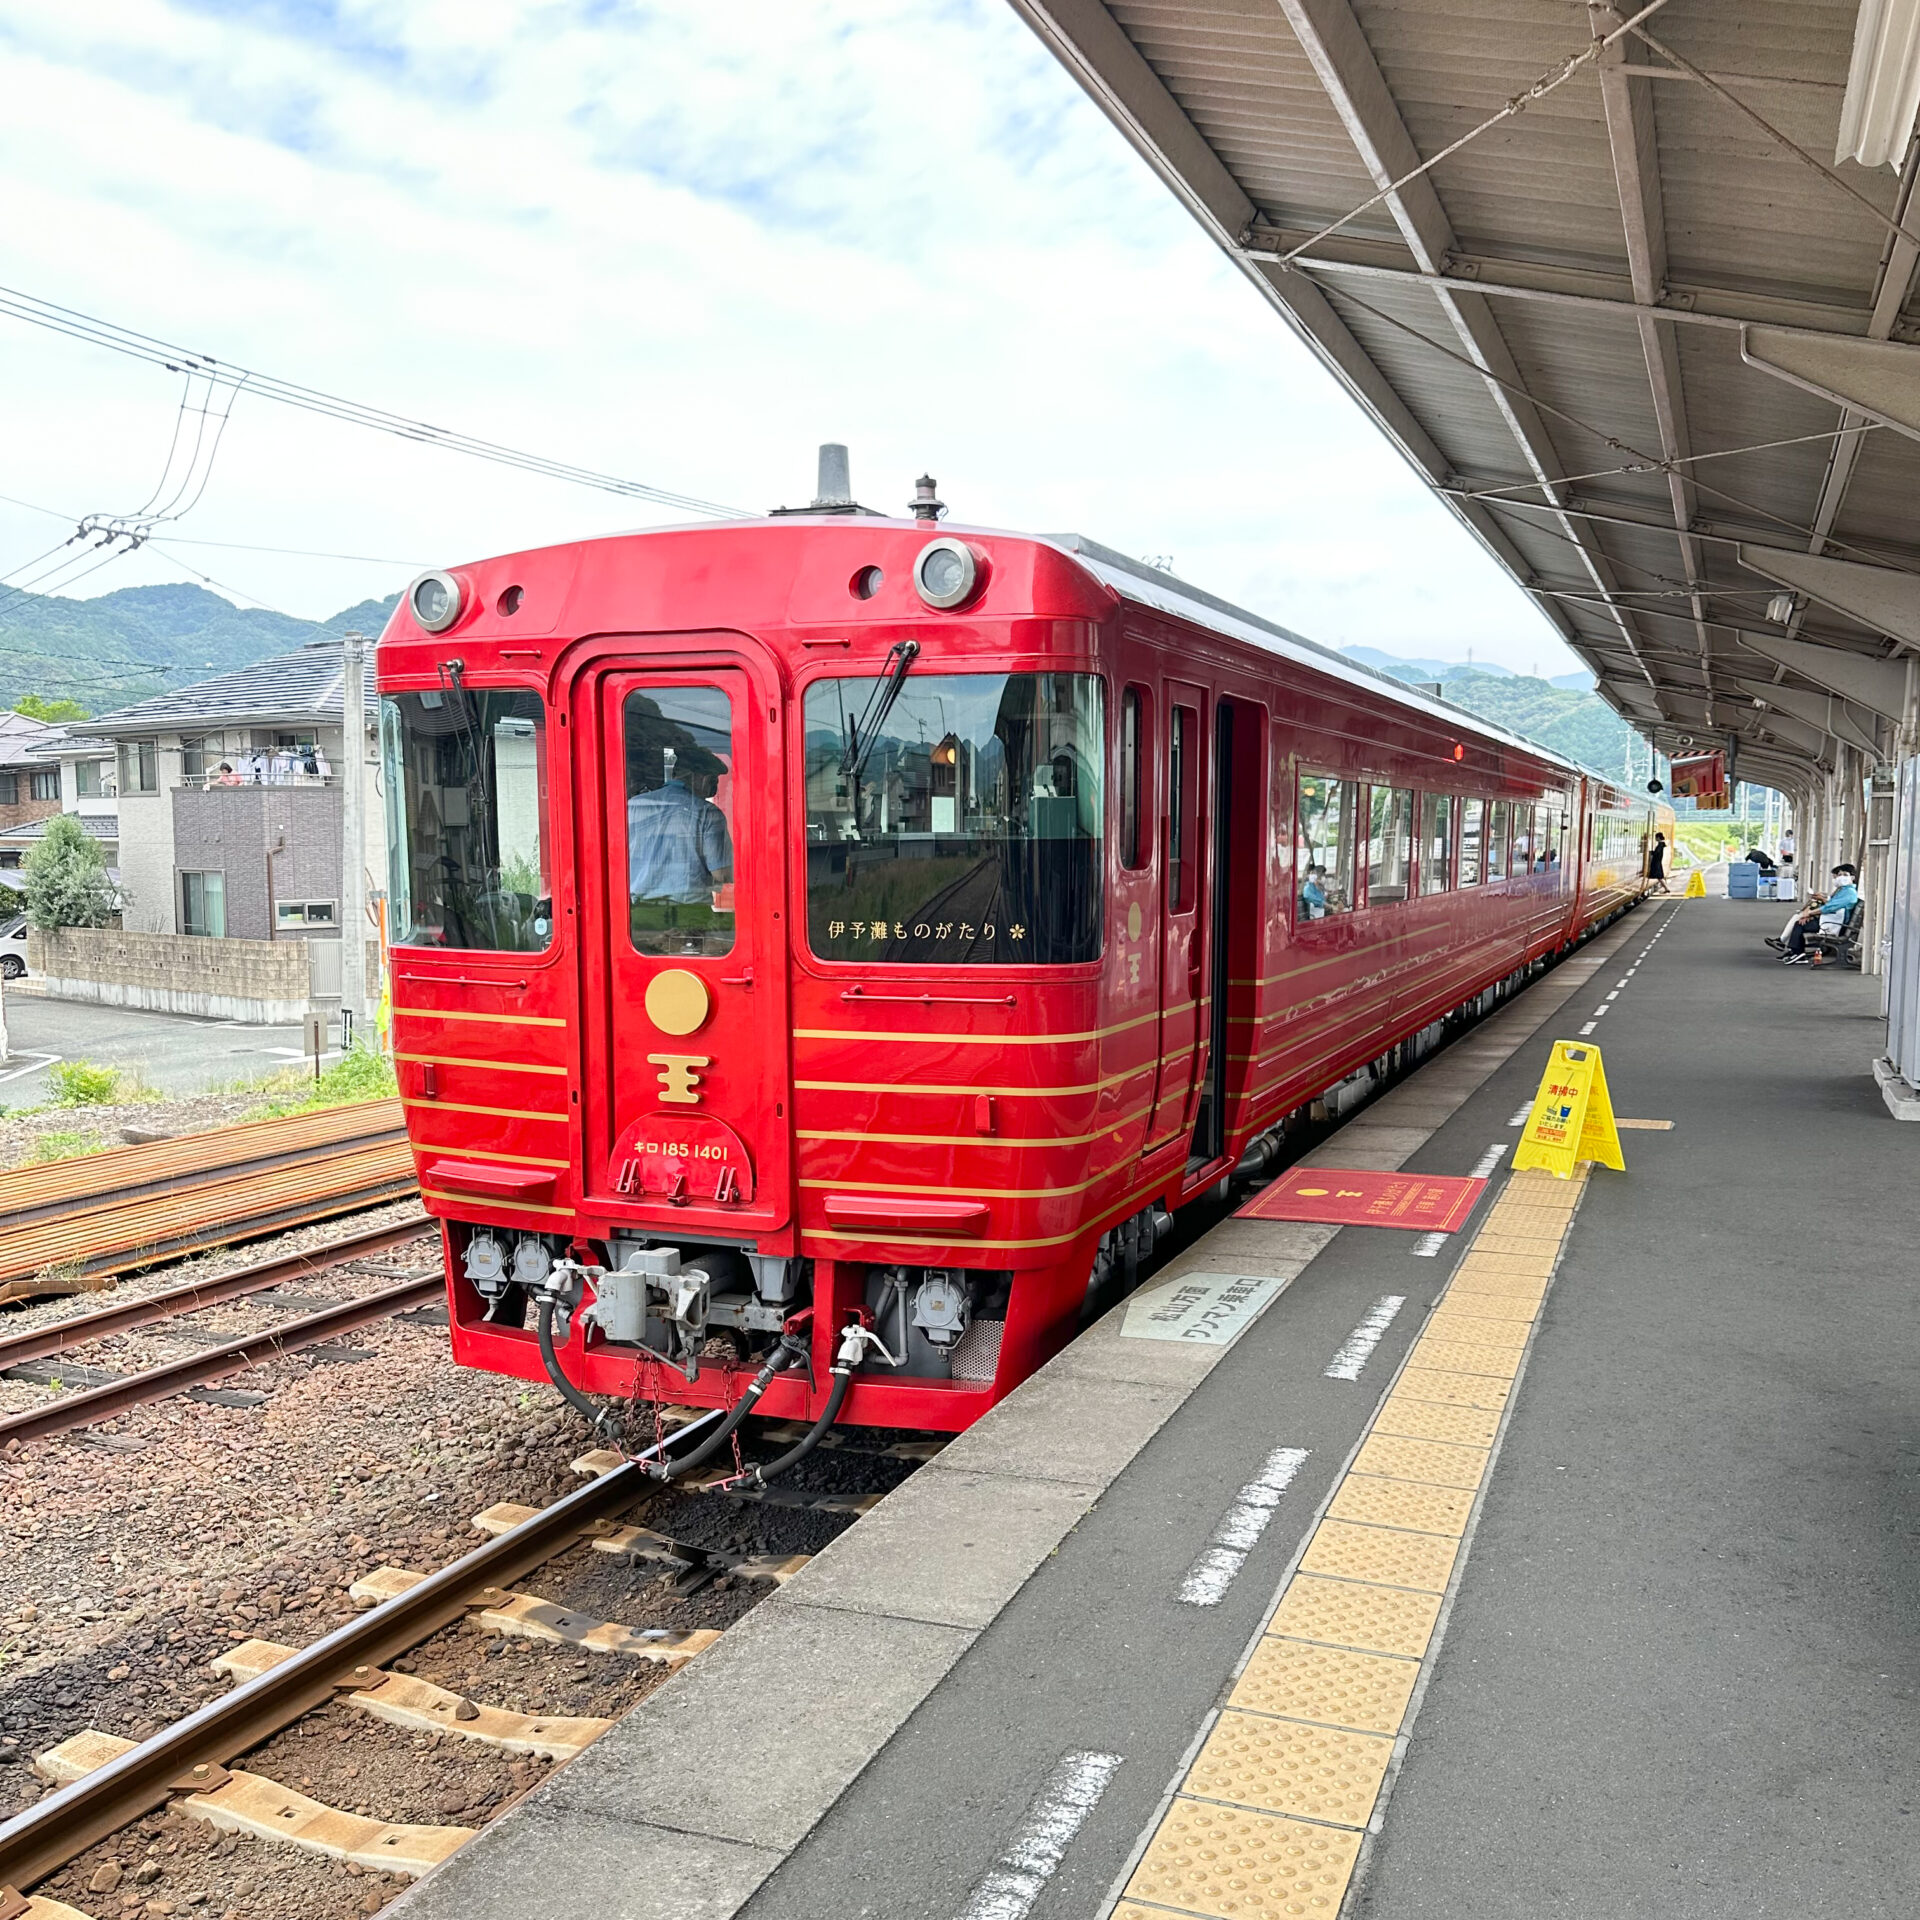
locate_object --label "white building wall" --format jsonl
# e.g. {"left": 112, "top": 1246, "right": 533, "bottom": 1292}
{"left": 115, "top": 793, "right": 178, "bottom": 933}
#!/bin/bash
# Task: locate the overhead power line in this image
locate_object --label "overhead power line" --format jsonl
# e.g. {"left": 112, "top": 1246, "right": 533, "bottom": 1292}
{"left": 0, "top": 281, "right": 749, "bottom": 519}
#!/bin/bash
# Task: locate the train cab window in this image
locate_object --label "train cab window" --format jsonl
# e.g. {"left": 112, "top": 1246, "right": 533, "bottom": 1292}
{"left": 1487, "top": 801, "right": 1511, "bottom": 879}
{"left": 802, "top": 671, "right": 1103, "bottom": 964}
{"left": 1120, "top": 686, "right": 1146, "bottom": 870}
{"left": 624, "top": 684, "right": 738, "bottom": 957}
{"left": 1420, "top": 793, "right": 1454, "bottom": 894}
{"left": 381, "top": 687, "right": 552, "bottom": 952}
{"left": 1365, "top": 786, "right": 1414, "bottom": 904}
{"left": 1296, "top": 772, "right": 1355, "bottom": 918}
{"left": 1460, "top": 798, "right": 1485, "bottom": 885}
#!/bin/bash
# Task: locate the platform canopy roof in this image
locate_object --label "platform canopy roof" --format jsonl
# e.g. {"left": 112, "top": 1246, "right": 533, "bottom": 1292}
{"left": 1011, "top": 0, "right": 1920, "bottom": 798}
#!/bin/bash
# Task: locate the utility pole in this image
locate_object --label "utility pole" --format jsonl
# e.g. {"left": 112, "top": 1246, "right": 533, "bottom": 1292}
{"left": 340, "top": 630, "right": 368, "bottom": 1050}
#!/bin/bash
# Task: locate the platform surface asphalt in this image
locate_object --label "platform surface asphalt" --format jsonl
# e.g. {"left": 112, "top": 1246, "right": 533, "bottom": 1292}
{"left": 731, "top": 899, "right": 1916, "bottom": 1920}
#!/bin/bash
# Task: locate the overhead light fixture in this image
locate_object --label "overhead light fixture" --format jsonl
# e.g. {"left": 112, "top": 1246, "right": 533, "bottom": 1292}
{"left": 1836, "top": 0, "right": 1920, "bottom": 168}
{"left": 1766, "top": 591, "right": 1797, "bottom": 625}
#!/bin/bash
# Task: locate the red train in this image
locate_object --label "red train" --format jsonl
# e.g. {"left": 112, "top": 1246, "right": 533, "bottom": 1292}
{"left": 376, "top": 496, "right": 1657, "bottom": 1445}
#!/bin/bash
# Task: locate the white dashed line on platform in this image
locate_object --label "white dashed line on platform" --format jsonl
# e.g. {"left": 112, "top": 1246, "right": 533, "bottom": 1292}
{"left": 1325, "top": 1296, "right": 1408, "bottom": 1379}
{"left": 1176, "top": 1446, "right": 1310, "bottom": 1606}
{"left": 1579, "top": 1021, "right": 1598, "bottom": 1035}
{"left": 953, "top": 1749, "right": 1124, "bottom": 1920}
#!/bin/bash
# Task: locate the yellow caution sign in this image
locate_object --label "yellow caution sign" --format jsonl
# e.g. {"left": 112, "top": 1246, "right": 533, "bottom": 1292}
{"left": 1683, "top": 868, "right": 1707, "bottom": 897}
{"left": 1512, "top": 1042, "right": 1626, "bottom": 1180}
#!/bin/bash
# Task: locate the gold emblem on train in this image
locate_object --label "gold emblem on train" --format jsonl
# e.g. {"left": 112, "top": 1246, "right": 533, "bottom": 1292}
{"left": 644, "top": 967, "right": 711, "bottom": 1036}
{"left": 648, "top": 1053, "right": 711, "bottom": 1105}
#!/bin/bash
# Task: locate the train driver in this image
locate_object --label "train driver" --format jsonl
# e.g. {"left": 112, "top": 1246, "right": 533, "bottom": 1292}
{"left": 626, "top": 706, "right": 734, "bottom": 946}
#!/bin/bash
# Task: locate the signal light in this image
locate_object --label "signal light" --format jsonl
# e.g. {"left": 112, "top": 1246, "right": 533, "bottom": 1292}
{"left": 1453, "top": 744, "right": 1466, "bottom": 761}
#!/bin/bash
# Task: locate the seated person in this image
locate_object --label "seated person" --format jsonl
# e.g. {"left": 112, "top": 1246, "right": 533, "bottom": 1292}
{"left": 1769, "top": 863, "right": 1858, "bottom": 963}
{"left": 1299, "top": 863, "right": 1330, "bottom": 920}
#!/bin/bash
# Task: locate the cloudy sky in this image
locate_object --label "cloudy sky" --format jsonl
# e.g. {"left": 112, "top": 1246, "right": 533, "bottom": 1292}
{"left": 0, "top": 0, "right": 1579, "bottom": 674}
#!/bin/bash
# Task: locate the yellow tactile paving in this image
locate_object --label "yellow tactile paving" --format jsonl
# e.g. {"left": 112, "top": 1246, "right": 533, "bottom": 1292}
{"left": 1327, "top": 1474, "right": 1476, "bottom": 1536}
{"left": 1420, "top": 1309, "right": 1531, "bottom": 1348}
{"left": 1228, "top": 1636, "right": 1420, "bottom": 1736}
{"left": 1404, "top": 1337, "right": 1524, "bottom": 1378}
{"left": 1268, "top": 1575, "right": 1442, "bottom": 1658}
{"left": 1124, "top": 1798, "right": 1362, "bottom": 1919}
{"left": 1186, "top": 1711, "right": 1393, "bottom": 1827}
{"left": 1116, "top": 1120, "right": 1603, "bottom": 1920}
{"left": 1349, "top": 1432, "right": 1490, "bottom": 1490}
{"left": 1373, "top": 1395, "right": 1502, "bottom": 1447}
{"left": 1391, "top": 1365, "right": 1511, "bottom": 1411}
{"left": 1297, "top": 1516, "right": 1460, "bottom": 1592}
{"left": 1441, "top": 1284, "right": 1548, "bottom": 1311}
{"left": 1449, "top": 1250, "right": 1555, "bottom": 1283}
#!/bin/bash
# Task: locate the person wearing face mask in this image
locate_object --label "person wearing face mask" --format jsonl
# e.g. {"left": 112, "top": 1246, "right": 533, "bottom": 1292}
{"left": 1768, "top": 862, "right": 1859, "bottom": 963}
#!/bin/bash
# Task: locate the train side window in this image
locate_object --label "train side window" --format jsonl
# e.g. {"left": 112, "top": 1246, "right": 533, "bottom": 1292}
{"left": 1120, "top": 686, "right": 1146, "bottom": 870}
{"left": 1460, "top": 797, "right": 1485, "bottom": 885}
{"left": 1420, "top": 792, "right": 1454, "bottom": 894}
{"left": 1168, "top": 703, "right": 1197, "bottom": 912}
{"left": 624, "top": 684, "right": 737, "bottom": 957}
{"left": 1487, "top": 801, "right": 1511, "bottom": 878}
{"left": 1366, "top": 785, "right": 1414, "bottom": 903}
{"left": 1296, "top": 771, "right": 1355, "bottom": 918}
{"left": 1511, "top": 805, "right": 1533, "bottom": 875}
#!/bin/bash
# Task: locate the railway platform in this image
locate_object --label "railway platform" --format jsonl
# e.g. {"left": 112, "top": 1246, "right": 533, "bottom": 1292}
{"left": 394, "top": 895, "right": 1918, "bottom": 1920}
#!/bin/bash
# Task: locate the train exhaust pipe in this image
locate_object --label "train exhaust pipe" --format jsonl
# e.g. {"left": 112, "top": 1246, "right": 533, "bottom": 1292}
{"left": 813, "top": 442, "right": 853, "bottom": 510}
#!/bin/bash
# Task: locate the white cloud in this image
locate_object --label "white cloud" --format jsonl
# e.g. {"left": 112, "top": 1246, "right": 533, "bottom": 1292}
{"left": 0, "top": 0, "right": 1577, "bottom": 672}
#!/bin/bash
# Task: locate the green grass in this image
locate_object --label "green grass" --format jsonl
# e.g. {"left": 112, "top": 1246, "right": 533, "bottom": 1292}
{"left": 22, "top": 1129, "right": 105, "bottom": 1163}
{"left": 240, "top": 1042, "right": 398, "bottom": 1121}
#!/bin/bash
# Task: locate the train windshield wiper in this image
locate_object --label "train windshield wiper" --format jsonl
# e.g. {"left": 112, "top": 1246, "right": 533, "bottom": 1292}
{"left": 841, "top": 640, "right": 919, "bottom": 784}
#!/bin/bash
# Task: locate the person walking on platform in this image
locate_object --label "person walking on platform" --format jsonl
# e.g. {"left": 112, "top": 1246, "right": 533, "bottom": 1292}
{"left": 1646, "top": 831, "right": 1670, "bottom": 894}
{"left": 1769, "top": 863, "right": 1859, "bottom": 963}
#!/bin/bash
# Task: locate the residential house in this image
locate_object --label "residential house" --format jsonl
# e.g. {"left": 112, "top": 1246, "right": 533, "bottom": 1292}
{"left": 0, "top": 711, "right": 65, "bottom": 864}
{"left": 0, "top": 727, "right": 121, "bottom": 876}
{"left": 80, "top": 639, "right": 383, "bottom": 990}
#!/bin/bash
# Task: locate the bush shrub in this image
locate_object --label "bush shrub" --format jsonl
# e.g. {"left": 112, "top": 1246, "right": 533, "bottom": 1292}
{"left": 47, "top": 1059, "right": 122, "bottom": 1106}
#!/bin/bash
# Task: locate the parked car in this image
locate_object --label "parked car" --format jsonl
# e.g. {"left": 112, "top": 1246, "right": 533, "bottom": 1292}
{"left": 1, "top": 913, "right": 28, "bottom": 979}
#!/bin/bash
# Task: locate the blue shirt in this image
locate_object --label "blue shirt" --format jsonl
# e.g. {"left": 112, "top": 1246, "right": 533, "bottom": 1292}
{"left": 1821, "top": 881, "right": 1859, "bottom": 918}
{"left": 628, "top": 782, "right": 733, "bottom": 905}
{"left": 1300, "top": 877, "right": 1328, "bottom": 919}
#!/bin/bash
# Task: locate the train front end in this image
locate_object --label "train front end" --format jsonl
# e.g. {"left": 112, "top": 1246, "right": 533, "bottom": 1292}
{"left": 378, "top": 519, "right": 1129, "bottom": 1443}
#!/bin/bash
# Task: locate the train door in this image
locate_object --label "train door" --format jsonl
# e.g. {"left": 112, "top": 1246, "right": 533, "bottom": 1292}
{"left": 1148, "top": 681, "right": 1208, "bottom": 1152}
{"left": 579, "top": 656, "right": 792, "bottom": 1233}
{"left": 1189, "top": 698, "right": 1235, "bottom": 1169}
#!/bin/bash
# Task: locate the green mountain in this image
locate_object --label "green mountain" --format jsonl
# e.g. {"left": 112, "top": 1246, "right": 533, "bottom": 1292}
{"left": 0, "top": 585, "right": 401, "bottom": 713}
{"left": 1381, "top": 663, "right": 1634, "bottom": 781}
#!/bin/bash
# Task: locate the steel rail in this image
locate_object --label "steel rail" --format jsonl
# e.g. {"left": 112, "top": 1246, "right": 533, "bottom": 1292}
{"left": 0, "top": 1214, "right": 433, "bottom": 1373}
{"left": 0, "top": 1273, "right": 443, "bottom": 1447}
{"left": 0, "top": 1415, "right": 720, "bottom": 1891}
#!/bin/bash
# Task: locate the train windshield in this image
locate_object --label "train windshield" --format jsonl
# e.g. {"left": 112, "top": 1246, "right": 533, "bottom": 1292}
{"left": 804, "top": 672, "right": 1104, "bottom": 965}
{"left": 381, "top": 687, "right": 552, "bottom": 952}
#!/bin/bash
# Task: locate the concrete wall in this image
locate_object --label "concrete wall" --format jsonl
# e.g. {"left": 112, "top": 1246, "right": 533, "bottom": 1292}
{"left": 27, "top": 926, "right": 311, "bottom": 1024}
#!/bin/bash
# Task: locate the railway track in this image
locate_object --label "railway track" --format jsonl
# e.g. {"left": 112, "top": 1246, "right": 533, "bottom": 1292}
{"left": 0, "top": 1421, "right": 925, "bottom": 1915}
{"left": 0, "top": 1215, "right": 440, "bottom": 1447}
{"left": 0, "top": 1100, "right": 414, "bottom": 1303}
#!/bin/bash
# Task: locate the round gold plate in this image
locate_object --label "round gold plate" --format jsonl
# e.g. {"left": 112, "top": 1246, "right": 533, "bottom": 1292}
{"left": 644, "top": 967, "right": 711, "bottom": 1036}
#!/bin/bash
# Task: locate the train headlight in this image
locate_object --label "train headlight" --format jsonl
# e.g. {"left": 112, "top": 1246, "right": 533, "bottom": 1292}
{"left": 408, "top": 569, "right": 465, "bottom": 633}
{"left": 913, "top": 538, "right": 979, "bottom": 610}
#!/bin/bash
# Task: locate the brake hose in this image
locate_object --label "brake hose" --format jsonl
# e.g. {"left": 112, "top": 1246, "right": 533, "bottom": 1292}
{"left": 733, "top": 1318, "right": 877, "bottom": 1486}
{"left": 535, "top": 1294, "right": 809, "bottom": 1477}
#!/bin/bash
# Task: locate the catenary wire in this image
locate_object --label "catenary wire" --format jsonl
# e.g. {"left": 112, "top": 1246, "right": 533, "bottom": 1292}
{"left": 0, "top": 282, "right": 748, "bottom": 517}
